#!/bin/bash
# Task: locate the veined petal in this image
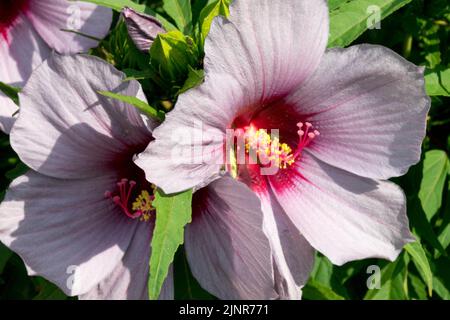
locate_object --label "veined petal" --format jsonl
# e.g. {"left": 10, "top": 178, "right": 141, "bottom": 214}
{"left": 11, "top": 54, "right": 153, "bottom": 180}
{"left": 269, "top": 153, "right": 415, "bottom": 266}
{"left": 0, "top": 95, "right": 18, "bottom": 134}
{"left": 136, "top": 73, "right": 245, "bottom": 194}
{"left": 0, "top": 171, "right": 138, "bottom": 296}
{"left": 205, "top": 0, "right": 328, "bottom": 104}
{"left": 259, "top": 189, "right": 315, "bottom": 299}
{"left": 285, "top": 45, "right": 430, "bottom": 180}
{"left": 0, "top": 17, "right": 50, "bottom": 133}
{"left": 26, "top": 0, "right": 112, "bottom": 54}
{"left": 239, "top": 165, "right": 315, "bottom": 299}
{"left": 80, "top": 222, "right": 174, "bottom": 300}
{"left": 185, "top": 176, "right": 277, "bottom": 300}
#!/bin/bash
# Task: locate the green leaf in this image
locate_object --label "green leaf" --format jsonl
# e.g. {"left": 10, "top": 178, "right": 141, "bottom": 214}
{"left": 199, "top": 0, "right": 230, "bottom": 42}
{"left": 178, "top": 66, "right": 204, "bottom": 94}
{"left": 425, "top": 68, "right": 450, "bottom": 96}
{"left": 149, "top": 189, "right": 193, "bottom": 300}
{"left": 150, "top": 30, "right": 198, "bottom": 81}
{"left": 408, "top": 273, "right": 428, "bottom": 300}
{"left": 80, "top": 0, "right": 176, "bottom": 31}
{"left": 174, "top": 246, "right": 216, "bottom": 299}
{"left": 302, "top": 280, "right": 345, "bottom": 300}
{"left": 0, "top": 81, "right": 20, "bottom": 106}
{"left": 328, "top": 0, "right": 412, "bottom": 48}
{"left": 364, "top": 253, "right": 409, "bottom": 300}
{"left": 0, "top": 242, "right": 12, "bottom": 274}
{"left": 163, "top": 0, "right": 193, "bottom": 34}
{"left": 5, "top": 162, "right": 28, "bottom": 181}
{"left": 328, "top": 0, "right": 347, "bottom": 11}
{"left": 97, "top": 91, "right": 165, "bottom": 122}
{"left": 418, "top": 150, "right": 449, "bottom": 221}
{"left": 32, "top": 277, "right": 67, "bottom": 300}
{"left": 404, "top": 241, "right": 433, "bottom": 296}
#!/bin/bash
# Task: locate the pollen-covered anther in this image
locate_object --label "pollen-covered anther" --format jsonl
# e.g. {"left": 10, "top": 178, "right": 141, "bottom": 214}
{"left": 243, "top": 126, "right": 296, "bottom": 169}
{"left": 105, "top": 179, "right": 155, "bottom": 221}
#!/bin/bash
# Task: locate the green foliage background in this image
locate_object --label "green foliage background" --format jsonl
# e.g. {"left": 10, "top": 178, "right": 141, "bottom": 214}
{"left": 0, "top": 0, "right": 449, "bottom": 300}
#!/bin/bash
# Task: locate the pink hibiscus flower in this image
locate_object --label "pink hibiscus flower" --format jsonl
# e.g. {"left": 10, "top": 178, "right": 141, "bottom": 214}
{"left": 0, "top": 0, "right": 112, "bottom": 133}
{"left": 136, "top": 0, "right": 430, "bottom": 299}
{"left": 0, "top": 54, "right": 172, "bottom": 299}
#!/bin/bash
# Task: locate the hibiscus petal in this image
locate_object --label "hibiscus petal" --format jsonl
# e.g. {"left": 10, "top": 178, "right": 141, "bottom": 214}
{"left": 269, "top": 153, "right": 415, "bottom": 266}
{"left": 259, "top": 189, "right": 315, "bottom": 299}
{"left": 0, "top": 171, "right": 139, "bottom": 296}
{"left": 0, "top": 95, "right": 18, "bottom": 134}
{"left": 185, "top": 176, "right": 277, "bottom": 299}
{"left": 205, "top": 0, "right": 328, "bottom": 103}
{"left": 286, "top": 45, "right": 430, "bottom": 180}
{"left": 136, "top": 73, "right": 245, "bottom": 194}
{"left": 26, "top": 0, "right": 112, "bottom": 54}
{"left": 11, "top": 54, "right": 153, "bottom": 180}
{"left": 238, "top": 165, "right": 315, "bottom": 299}
{"left": 0, "top": 18, "right": 50, "bottom": 133}
{"left": 80, "top": 222, "right": 174, "bottom": 300}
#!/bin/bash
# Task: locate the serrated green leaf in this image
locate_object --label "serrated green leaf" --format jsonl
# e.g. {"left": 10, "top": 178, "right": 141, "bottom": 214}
{"left": 328, "top": 0, "right": 412, "bottom": 48}
{"left": 408, "top": 272, "right": 428, "bottom": 300}
{"left": 0, "top": 81, "right": 20, "bottom": 106}
{"left": 179, "top": 66, "right": 204, "bottom": 94}
{"left": 149, "top": 189, "right": 193, "bottom": 300}
{"left": 419, "top": 150, "right": 449, "bottom": 221}
{"left": 364, "top": 253, "right": 409, "bottom": 300}
{"left": 163, "top": 0, "right": 193, "bottom": 34}
{"left": 405, "top": 241, "right": 433, "bottom": 296}
{"left": 199, "top": 0, "right": 230, "bottom": 42}
{"left": 302, "top": 280, "right": 345, "bottom": 300}
{"left": 425, "top": 68, "right": 450, "bottom": 96}
{"left": 97, "top": 90, "right": 165, "bottom": 121}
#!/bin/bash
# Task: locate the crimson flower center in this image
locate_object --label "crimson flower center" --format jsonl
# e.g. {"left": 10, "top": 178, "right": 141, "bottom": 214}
{"left": 239, "top": 121, "right": 320, "bottom": 169}
{"left": 105, "top": 178, "right": 155, "bottom": 221}
{"left": 0, "top": 0, "right": 30, "bottom": 39}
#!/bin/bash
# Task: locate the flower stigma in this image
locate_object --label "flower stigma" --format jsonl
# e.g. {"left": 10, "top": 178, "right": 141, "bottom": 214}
{"left": 105, "top": 178, "right": 155, "bottom": 222}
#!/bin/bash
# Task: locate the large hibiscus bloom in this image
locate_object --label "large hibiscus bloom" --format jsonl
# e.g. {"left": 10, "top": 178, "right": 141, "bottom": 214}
{"left": 136, "top": 0, "right": 430, "bottom": 299}
{"left": 0, "top": 54, "right": 172, "bottom": 299}
{"left": 0, "top": 0, "right": 112, "bottom": 133}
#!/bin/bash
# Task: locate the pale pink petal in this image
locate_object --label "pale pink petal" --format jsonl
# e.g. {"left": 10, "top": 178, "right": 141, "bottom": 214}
{"left": 259, "top": 190, "right": 315, "bottom": 299}
{"left": 80, "top": 222, "right": 174, "bottom": 300}
{"left": 185, "top": 176, "right": 277, "bottom": 299}
{"left": 0, "top": 95, "right": 18, "bottom": 134}
{"left": 11, "top": 54, "right": 153, "bottom": 180}
{"left": 26, "top": 0, "right": 112, "bottom": 54}
{"left": 136, "top": 73, "right": 245, "bottom": 194}
{"left": 0, "top": 17, "right": 50, "bottom": 133}
{"left": 0, "top": 171, "right": 139, "bottom": 296}
{"left": 239, "top": 166, "right": 315, "bottom": 299}
{"left": 205, "top": 0, "right": 328, "bottom": 103}
{"left": 285, "top": 45, "right": 430, "bottom": 180}
{"left": 269, "top": 153, "right": 415, "bottom": 266}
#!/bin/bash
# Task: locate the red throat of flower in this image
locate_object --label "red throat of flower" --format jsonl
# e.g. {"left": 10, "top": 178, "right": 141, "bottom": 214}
{"left": 105, "top": 178, "right": 156, "bottom": 222}
{"left": 0, "top": 0, "right": 30, "bottom": 41}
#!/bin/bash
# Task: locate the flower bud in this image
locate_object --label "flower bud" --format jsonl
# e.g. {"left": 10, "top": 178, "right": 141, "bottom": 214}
{"left": 122, "top": 7, "right": 165, "bottom": 52}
